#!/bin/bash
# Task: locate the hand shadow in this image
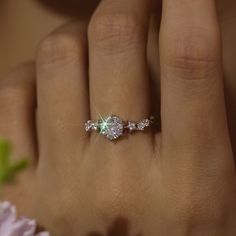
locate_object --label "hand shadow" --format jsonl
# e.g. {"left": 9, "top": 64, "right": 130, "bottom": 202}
{"left": 88, "top": 217, "right": 142, "bottom": 236}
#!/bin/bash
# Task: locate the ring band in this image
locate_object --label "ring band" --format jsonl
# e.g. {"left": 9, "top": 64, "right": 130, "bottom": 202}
{"left": 85, "top": 114, "right": 155, "bottom": 141}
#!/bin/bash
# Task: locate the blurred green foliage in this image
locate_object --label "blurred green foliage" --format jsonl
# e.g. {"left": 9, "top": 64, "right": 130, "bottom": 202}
{"left": 0, "top": 139, "right": 28, "bottom": 186}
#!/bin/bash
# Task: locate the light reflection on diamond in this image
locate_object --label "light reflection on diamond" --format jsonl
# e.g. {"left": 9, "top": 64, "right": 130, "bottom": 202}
{"left": 99, "top": 115, "right": 124, "bottom": 141}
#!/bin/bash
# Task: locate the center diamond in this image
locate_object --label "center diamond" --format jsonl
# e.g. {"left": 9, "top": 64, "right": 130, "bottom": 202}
{"left": 99, "top": 115, "right": 124, "bottom": 141}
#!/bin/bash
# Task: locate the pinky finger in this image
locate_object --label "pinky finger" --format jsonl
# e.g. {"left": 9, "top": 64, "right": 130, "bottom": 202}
{"left": 0, "top": 62, "right": 37, "bottom": 164}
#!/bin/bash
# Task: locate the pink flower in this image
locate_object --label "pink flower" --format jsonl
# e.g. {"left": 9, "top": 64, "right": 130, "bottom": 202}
{"left": 0, "top": 201, "right": 49, "bottom": 236}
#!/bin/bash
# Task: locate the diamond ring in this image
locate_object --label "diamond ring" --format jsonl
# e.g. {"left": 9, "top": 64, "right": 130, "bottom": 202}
{"left": 85, "top": 114, "right": 155, "bottom": 141}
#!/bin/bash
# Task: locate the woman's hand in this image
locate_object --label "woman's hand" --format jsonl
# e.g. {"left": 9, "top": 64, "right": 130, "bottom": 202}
{"left": 1, "top": 0, "right": 236, "bottom": 235}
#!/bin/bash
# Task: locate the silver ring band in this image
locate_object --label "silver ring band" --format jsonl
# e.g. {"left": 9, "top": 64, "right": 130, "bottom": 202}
{"left": 85, "top": 114, "right": 155, "bottom": 141}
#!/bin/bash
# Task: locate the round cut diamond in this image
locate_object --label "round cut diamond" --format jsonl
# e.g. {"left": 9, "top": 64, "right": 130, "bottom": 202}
{"left": 127, "top": 122, "right": 136, "bottom": 132}
{"left": 137, "top": 119, "right": 150, "bottom": 131}
{"left": 99, "top": 115, "right": 124, "bottom": 140}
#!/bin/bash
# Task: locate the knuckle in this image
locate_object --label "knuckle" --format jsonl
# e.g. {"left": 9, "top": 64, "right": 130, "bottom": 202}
{"left": 39, "top": 192, "right": 72, "bottom": 233}
{"left": 94, "top": 188, "right": 128, "bottom": 217}
{"left": 163, "top": 28, "right": 221, "bottom": 78}
{"left": 38, "top": 32, "right": 86, "bottom": 66}
{"left": 165, "top": 182, "right": 226, "bottom": 224}
{"left": 89, "top": 12, "right": 144, "bottom": 54}
{"left": 93, "top": 171, "right": 146, "bottom": 218}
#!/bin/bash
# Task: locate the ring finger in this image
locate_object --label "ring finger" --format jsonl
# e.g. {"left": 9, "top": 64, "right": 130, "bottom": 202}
{"left": 88, "top": 0, "right": 152, "bottom": 143}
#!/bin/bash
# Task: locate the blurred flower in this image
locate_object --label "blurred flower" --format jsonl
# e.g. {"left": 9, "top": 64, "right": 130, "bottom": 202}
{"left": 0, "top": 201, "right": 49, "bottom": 236}
{"left": 0, "top": 140, "right": 49, "bottom": 235}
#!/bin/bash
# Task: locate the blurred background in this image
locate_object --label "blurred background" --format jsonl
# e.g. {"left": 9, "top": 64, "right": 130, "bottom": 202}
{"left": 0, "top": 0, "right": 69, "bottom": 76}
{"left": 0, "top": 0, "right": 101, "bottom": 78}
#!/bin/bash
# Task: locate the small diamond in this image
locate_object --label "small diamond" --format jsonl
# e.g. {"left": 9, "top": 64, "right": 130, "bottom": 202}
{"left": 99, "top": 115, "right": 124, "bottom": 141}
{"left": 137, "top": 119, "right": 150, "bottom": 131}
{"left": 85, "top": 121, "right": 98, "bottom": 132}
{"left": 85, "top": 121, "right": 92, "bottom": 131}
{"left": 127, "top": 122, "right": 136, "bottom": 132}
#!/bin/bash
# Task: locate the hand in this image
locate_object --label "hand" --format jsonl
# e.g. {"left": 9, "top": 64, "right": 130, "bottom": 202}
{"left": 1, "top": 0, "right": 236, "bottom": 235}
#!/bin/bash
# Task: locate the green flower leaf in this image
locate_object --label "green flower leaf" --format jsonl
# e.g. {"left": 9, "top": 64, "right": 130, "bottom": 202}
{"left": 0, "top": 139, "right": 29, "bottom": 186}
{"left": 0, "top": 140, "right": 11, "bottom": 171}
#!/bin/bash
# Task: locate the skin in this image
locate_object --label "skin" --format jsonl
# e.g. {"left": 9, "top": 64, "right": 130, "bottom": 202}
{"left": 1, "top": 0, "right": 236, "bottom": 235}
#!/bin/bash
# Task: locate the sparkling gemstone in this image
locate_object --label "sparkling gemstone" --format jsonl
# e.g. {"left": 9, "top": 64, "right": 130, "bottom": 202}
{"left": 127, "top": 122, "right": 136, "bottom": 132}
{"left": 85, "top": 121, "right": 92, "bottom": 131}
{"left": 85, "top": 121, "right": 98, "bottom": 131}
{"left": 137, "top": 119, "right": 150, "bottom": 131}
{"left": 99, "top": 115, "right": 124, "bottom": 140}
